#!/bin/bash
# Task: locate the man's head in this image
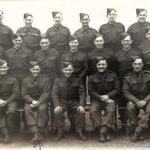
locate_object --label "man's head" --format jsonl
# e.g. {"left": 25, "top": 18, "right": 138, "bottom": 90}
{"left": 52, "top": 11, "right": 62, "bottom": 25}
{"left": 30, "top": 61, "right": 41, "bottom": 77}
{"left": 80, "top": 13, "right": 90, "bottom": 27}
{"left": 12, "top": 34, "right": 23, "bottom": 48}
{"left": 132, "top": 57, "right": 143, "bottom": 72}
{"left": 24, "top": 13, "right": 33, "bottom": 27}
{"left": 0, "top": 10, "right": 4, "bottom": 22}
{"left": 94, "top": 35, "right": 104, "bottom": 49}
{"left": 40, "top": 36, "right": 50, "bottom": 50}
{"left": 107, "top": 8, "right": 117, "bottom": 22}
{"left": 69, "top": 35, "right": 79, "bottom": 52}
{"left": 62, "top": 62, "right": 74, "bottom": 78}
{"left": 136, "top": 9, "right": 147, "bottom": 23}
{"left": 0, "top": 59, "right": 9, "bottom": 75}
{"left": 121, "top": 33, "right": 132, "bottom": 49}
{"left": 96, "top": 57, "right": 108, "bottom": 73}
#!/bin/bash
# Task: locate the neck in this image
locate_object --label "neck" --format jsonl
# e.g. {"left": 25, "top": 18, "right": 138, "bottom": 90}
{"left": 108, "top": 20, "right": 115, "bottom": 24}
{"left": 96, "top": 46, "right": 103, "bottom": 49}
{"left": 123, "top": 46, "right": 131, "bottom": 51}
{"left": 71, "top": 48, "right": 78, "bottom": 53}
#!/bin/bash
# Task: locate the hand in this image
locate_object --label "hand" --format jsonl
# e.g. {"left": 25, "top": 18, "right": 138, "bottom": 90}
{"left": 136, "top": 101, "right": 146, "bottom": 108}
{"left": 77, "top": 106, "right": 85, "bottom": 112}
{"left": 100, "top": 95, "right": 109, "bottom": 102}
{"left": 32, "top": 100, "right": 40, "bottom": 107}
{"left": 0, "top": 100, "right": 7, "bottom": 107}
{"left": 54, "top": 106, "right": 62, "bottom": 113}
{"left": 106, "top": 99, "right": 114, "bottom": 103}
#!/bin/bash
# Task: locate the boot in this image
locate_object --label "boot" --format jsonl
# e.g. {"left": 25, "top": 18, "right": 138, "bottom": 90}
{"left": 99, "top": 133, "right": 105, "bottom": 142}
{"left": 131, "top": 126, "right": 143, "bottom": 142}
{"left": 55, "top": 128, "right": 64, "bottom": 141}
{"left": 32, "top": 132, "right": 41, "bottom": 145}
{"left": 99, "top": 126, "right": 108, "bottom": 142}
{"left": 76, "top": 128, "right": 87, "bottom": 141}
{"left": 105, "top": 133, "right": 111, "bottom": 141}
{"left": 3, "top": 134, "right": 11, "bottom": 144}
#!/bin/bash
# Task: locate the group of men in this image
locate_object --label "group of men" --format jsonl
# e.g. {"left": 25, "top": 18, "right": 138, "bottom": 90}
{"left": 0, "top": 7, "right": 150, "bottom": 145}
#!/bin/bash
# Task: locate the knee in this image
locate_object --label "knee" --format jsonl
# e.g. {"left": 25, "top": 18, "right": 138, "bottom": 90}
{"left": 127, "top": 101, "right": 136, "bottom": 110}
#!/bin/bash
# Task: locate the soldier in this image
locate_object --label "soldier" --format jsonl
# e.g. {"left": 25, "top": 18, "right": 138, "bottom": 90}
{"left": 16, "top": 13, "right": 41, "bottom": 53}
{"left": 22, "top": 61, "right": 50, "bottom": 144}
{"left": 52, "top": 62, "right": 86, "bottom": 141}
{"left": 138, "top": 26, "right": 150, "bottom": 71}
{"left": 46, "top": 11, "right": 71, "bottom": 56}
{"left": 123, "top": 57, "right": 150, "bottom": 142}
{"left": 74, "top": 13, "right": 98, "bottom": 55}
{"left": 88, "top": 34, "right": 116, "bottom": 75}
{"left": 115, "top": 33, "right": 141, "bottom": 128}
{"left": 0, "top": 59, "right": 19, "bottom": 143}
{"left": 61, "top": 35, "right": 88, "bottom": 84}
{"left": 88, "top": 57, "right": 119, "bottom": 142}
{"left": 127, "top": 9, "right": 150, "bottom": 49}
{"left": 99, "top": 8, "right": 125, "bottom": 53}
{"left": 0, "top": 10, "right": 13, "bottom": 57}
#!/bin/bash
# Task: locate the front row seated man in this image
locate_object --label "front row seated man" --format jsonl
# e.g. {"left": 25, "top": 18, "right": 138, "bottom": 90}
{"left": 123, "top": 56, "right": 150, "bottom": 142}
{"left": 21, "top": 61, "right": 51, "bottom": 145}
{"left": 0, "top": 59, "right": 19, "bottom": 143}
{"left": 52, "top": 62, "right": 86, "bottom": 141}
{"left": 88, "top": 57, "right": 120, "bottom": 142}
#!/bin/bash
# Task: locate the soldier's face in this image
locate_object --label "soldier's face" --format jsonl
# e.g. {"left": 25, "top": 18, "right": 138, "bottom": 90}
{"left": 0, "top": 11, "right": 4, "bottom": 21}
{"left": 13, "top": 37, "right": 23, "bottom": 47}
{"left": 137, "top": 11, "right": 147, "bottom": 22}
{"left": 107, "top": 10, "right": 117, "bottom": 22}
{"left": 145, "top": 31, "right": 150, "bottom": 40}
{"left": 30, "top": 65, "right": 41, "bottom": 77}
{"left": 62, "top": 65, "right": 74, "bottom": 78}
{"left": 40, "top": 39, "right": 50, "bottom": 50}
{"left": 53, "top": 13, "right": 62, "bottom": 24}
{"left": 24, "top": 16, "right": 33, "bottom": 27}
{"left": 94, "top": 36, "right": 104, "bottom": 48}
{"left": 0, "top": 63, "right": 9, "bottom": 75}
{"left": 132, "top": 58, "right": 143, "bottom": 72}
{"left": 121, "top": 36, "right": 132, "bottom": 48}
{"left": 80, "top": 15, "right": 90, "bottom": 27}
{"left": 96, "top": 60, "right": 107, "bottom": 73}
{"left": 69, "top": 40, "right": 79, "bottom": 51}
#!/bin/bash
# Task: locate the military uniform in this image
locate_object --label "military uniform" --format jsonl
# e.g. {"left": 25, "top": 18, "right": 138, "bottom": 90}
{"left": 88, "top": 70, "right": 119, "bottom": 129}
{"left": 127, "top": 22, "right": 150, "bottom": 49}
{"left": 123, "top": 71, "right": 150, "bottom": 128}
{"left": 22, "top": 74, "right": 50, "bottom": 134}
{"left": 46, "top": 24, "right": 71, "bottom": 56}
{"left": 0, "top": 74, "right": 19, "bottom": 136}
{"left": 52, "top": 76, "right": 85, "bottom": 130}
{"left": 88, "top": 47, "right": 116, "bottom": 75}
{"left": 99, "top": 22, "right": 125, "bottom": 53}
{"left": 16, "top": 27, "right": 41, "bottom": 53}
{"left": 138, "top": 40, "right": 150, "bottom": 70}
{"left": 74, "top": 27, "right": 98, "bottom": 55}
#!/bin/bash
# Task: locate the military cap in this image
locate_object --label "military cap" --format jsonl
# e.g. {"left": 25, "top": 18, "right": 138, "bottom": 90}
{"left": 145, "top": 26, "right": 150, "bottom": 34}
{"left": 131, "top": 56, "right": 142, "bottom": 63}
{"left": 61, "top": 61, "right": 74, "bottom": 69}
{"left": 30, "top": 61, "right": 39, "bottom": 68}
{"left": 69, "top": 35, "right": 78, "bottom": 42}
{"left": 0, "top": 59, "right": 7, "bottom": 66}
{"left": 79, "top": 13, "right": 89, "bottom": 20}
{"left": 24, "top": 13, "right": 33, "bottom": 19}
{"left": 120, "top": 33, "right": 130, "bottom": 41}
{"left": 136, "top": 8, "right": 147, "bottom": 16}
{"left": 52, "top": 11, "right": 61, "bottom": 18}
{"left": 95, "top": 56, "right": 107, "bottom": 64}
{"left": 107, "top": 8, "right": 116, "bottom": 15}
{"left": 12, "top": 33, "right": 21, "bottom": 40}
{"left": 41, "top": 33, "right": 48, "bottom": 39}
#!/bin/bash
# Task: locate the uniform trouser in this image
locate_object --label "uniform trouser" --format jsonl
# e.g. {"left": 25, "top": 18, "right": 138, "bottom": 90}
{"left": 90, "top": 100, "right": 115, "bottom": 129}
{"left": 24, "top": 103, "right": 48, "bottom": 133}
{"left": 54, "top": 101, "right": 85, "bottom": 130}
{"left": 0, "top": 102, "right": 17, "bottom": 134}
{"left": 127, "top": 101, "right": 150, "bottom": 128}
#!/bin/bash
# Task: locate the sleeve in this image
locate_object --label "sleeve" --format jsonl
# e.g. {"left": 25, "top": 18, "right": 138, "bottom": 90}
{"left": 122, "top": 77, "right": 139, "bottom": 103}
{"left": 143, "top": 78, "right": 150, "bottom": 102}
{"left": 79, "top": 80, "right": 86, "bottom": 106}
{"left": 21, "top": 79, "right": 35, "bottom": 103}
{"left": 51, "top": 78, "right": 60, "bottom": 107}
{"left": 38, "top": 78, "right": 51, "bottom": 103}
{"left": 6, "top": 78, "right": 20, "bottom": 103}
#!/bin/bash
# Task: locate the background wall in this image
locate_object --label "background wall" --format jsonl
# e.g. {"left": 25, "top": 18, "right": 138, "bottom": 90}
{"left": 1, "top": 0, "right": 150, "bottom": 33}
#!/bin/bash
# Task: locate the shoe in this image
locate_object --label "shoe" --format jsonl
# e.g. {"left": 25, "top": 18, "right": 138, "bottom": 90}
{"left": 3, "top": 135, "right": 11, "bottom": 144}
{"left": 99, "top": 133, "right": 106, "bottom": 142}
{"left": 131, "top": 133, "right": 139, "bottom": 142}
{"left": 32, "top": 132, "right": 41, "bottom": 145}
{"left": 76, "top": 128, "right": 87, "bottom": 141}
{"left": 55, "top": 128, "right": 64, "bottom": 141}
{"left": 105, "top": 133, "right": 111, "bottom": 141}
{"left": 139, "top": 135, "right": 144, "bottom": 141}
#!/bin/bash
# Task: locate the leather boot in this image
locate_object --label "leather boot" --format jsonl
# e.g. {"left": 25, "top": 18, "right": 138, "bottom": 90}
{"left": 131, "top": 127, "right": 143, "bottom": 142}
{"left": 55, "top": 128, "right": 64, "bottom": 141}
{"left": 76, "top": 128, "right": 87, "bottom": 141}
{"left": 32, "top": 132, "right": 40, "bottom": 145}
{"left": 2, "top": 128, "right": 11, "bottom": 144}
{"left": 99, "top": 126, "right": 108, "bottom": 142}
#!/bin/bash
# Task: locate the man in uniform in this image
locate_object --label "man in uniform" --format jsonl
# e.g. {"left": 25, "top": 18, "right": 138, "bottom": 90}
{"left": 127, "top": 9, "right": 150, "bottom": 49}
{"left": 74, "top": 13, "right": 98, "bottom": 55}
{"left": 0, "top": 10, "right": 13, "bottom": 57}
{"left": 16, "top": 13, "right": 41, "bottom": 53}
{"left": 88, "top": 57, "right": 119, "bottom": 142}
{"left": 22, "top": 61, "right": 50, "bottom": 144}
{"left": 46, "top": 11, "right": 71, "bottom": 56}
{"left": 52, "top": 62, "right": 86, "bottom": 141}
{"left": 99, "top": 8, "right": 125, "bottom": 53}
{"left": 0, "top": 59, "right": 19, "bottom": 143}
{"left": 123, "top": 57, "right": 150, "bottom": 142}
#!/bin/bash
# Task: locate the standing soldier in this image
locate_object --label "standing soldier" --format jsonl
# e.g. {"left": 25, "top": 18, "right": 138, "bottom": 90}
{"left": 46, "top": 11, "right": 71, "bottom": 56}
{"left": 0, "top": 59, "right": 19, "bottom": 143}
{"left": 88, "top": 57, "right": 119, "bottom": 142}
{"left": 22, "top": 61, "right": 50, "bottom": 144}
{"left": 99, "top": 8, "right": 125, "bottom": 53}
{"left": 74, "top": 13, "right": 98, "bottom": 55}
{"left": 138, "top": 26, "right": 150, "bottom": 71}
{"left": 16, "top": 13, "right": 41, "bottom": 53}
{"left": 52, "top": 62, "right": 86, "bottom": 141}
{"left": 123, "top": 57, "right": 150, "bottom": 142}
{"left": 0, "top": 10, "right": 13, "bottom": 57}
{"left": 115, "top": 33, "right": 141, "bottom": 128}
{"left": 127, "top": 9, "right": 150, "bottom": 50}
{"left": 5, "top": 34, "right": 32, "bottom": 107}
